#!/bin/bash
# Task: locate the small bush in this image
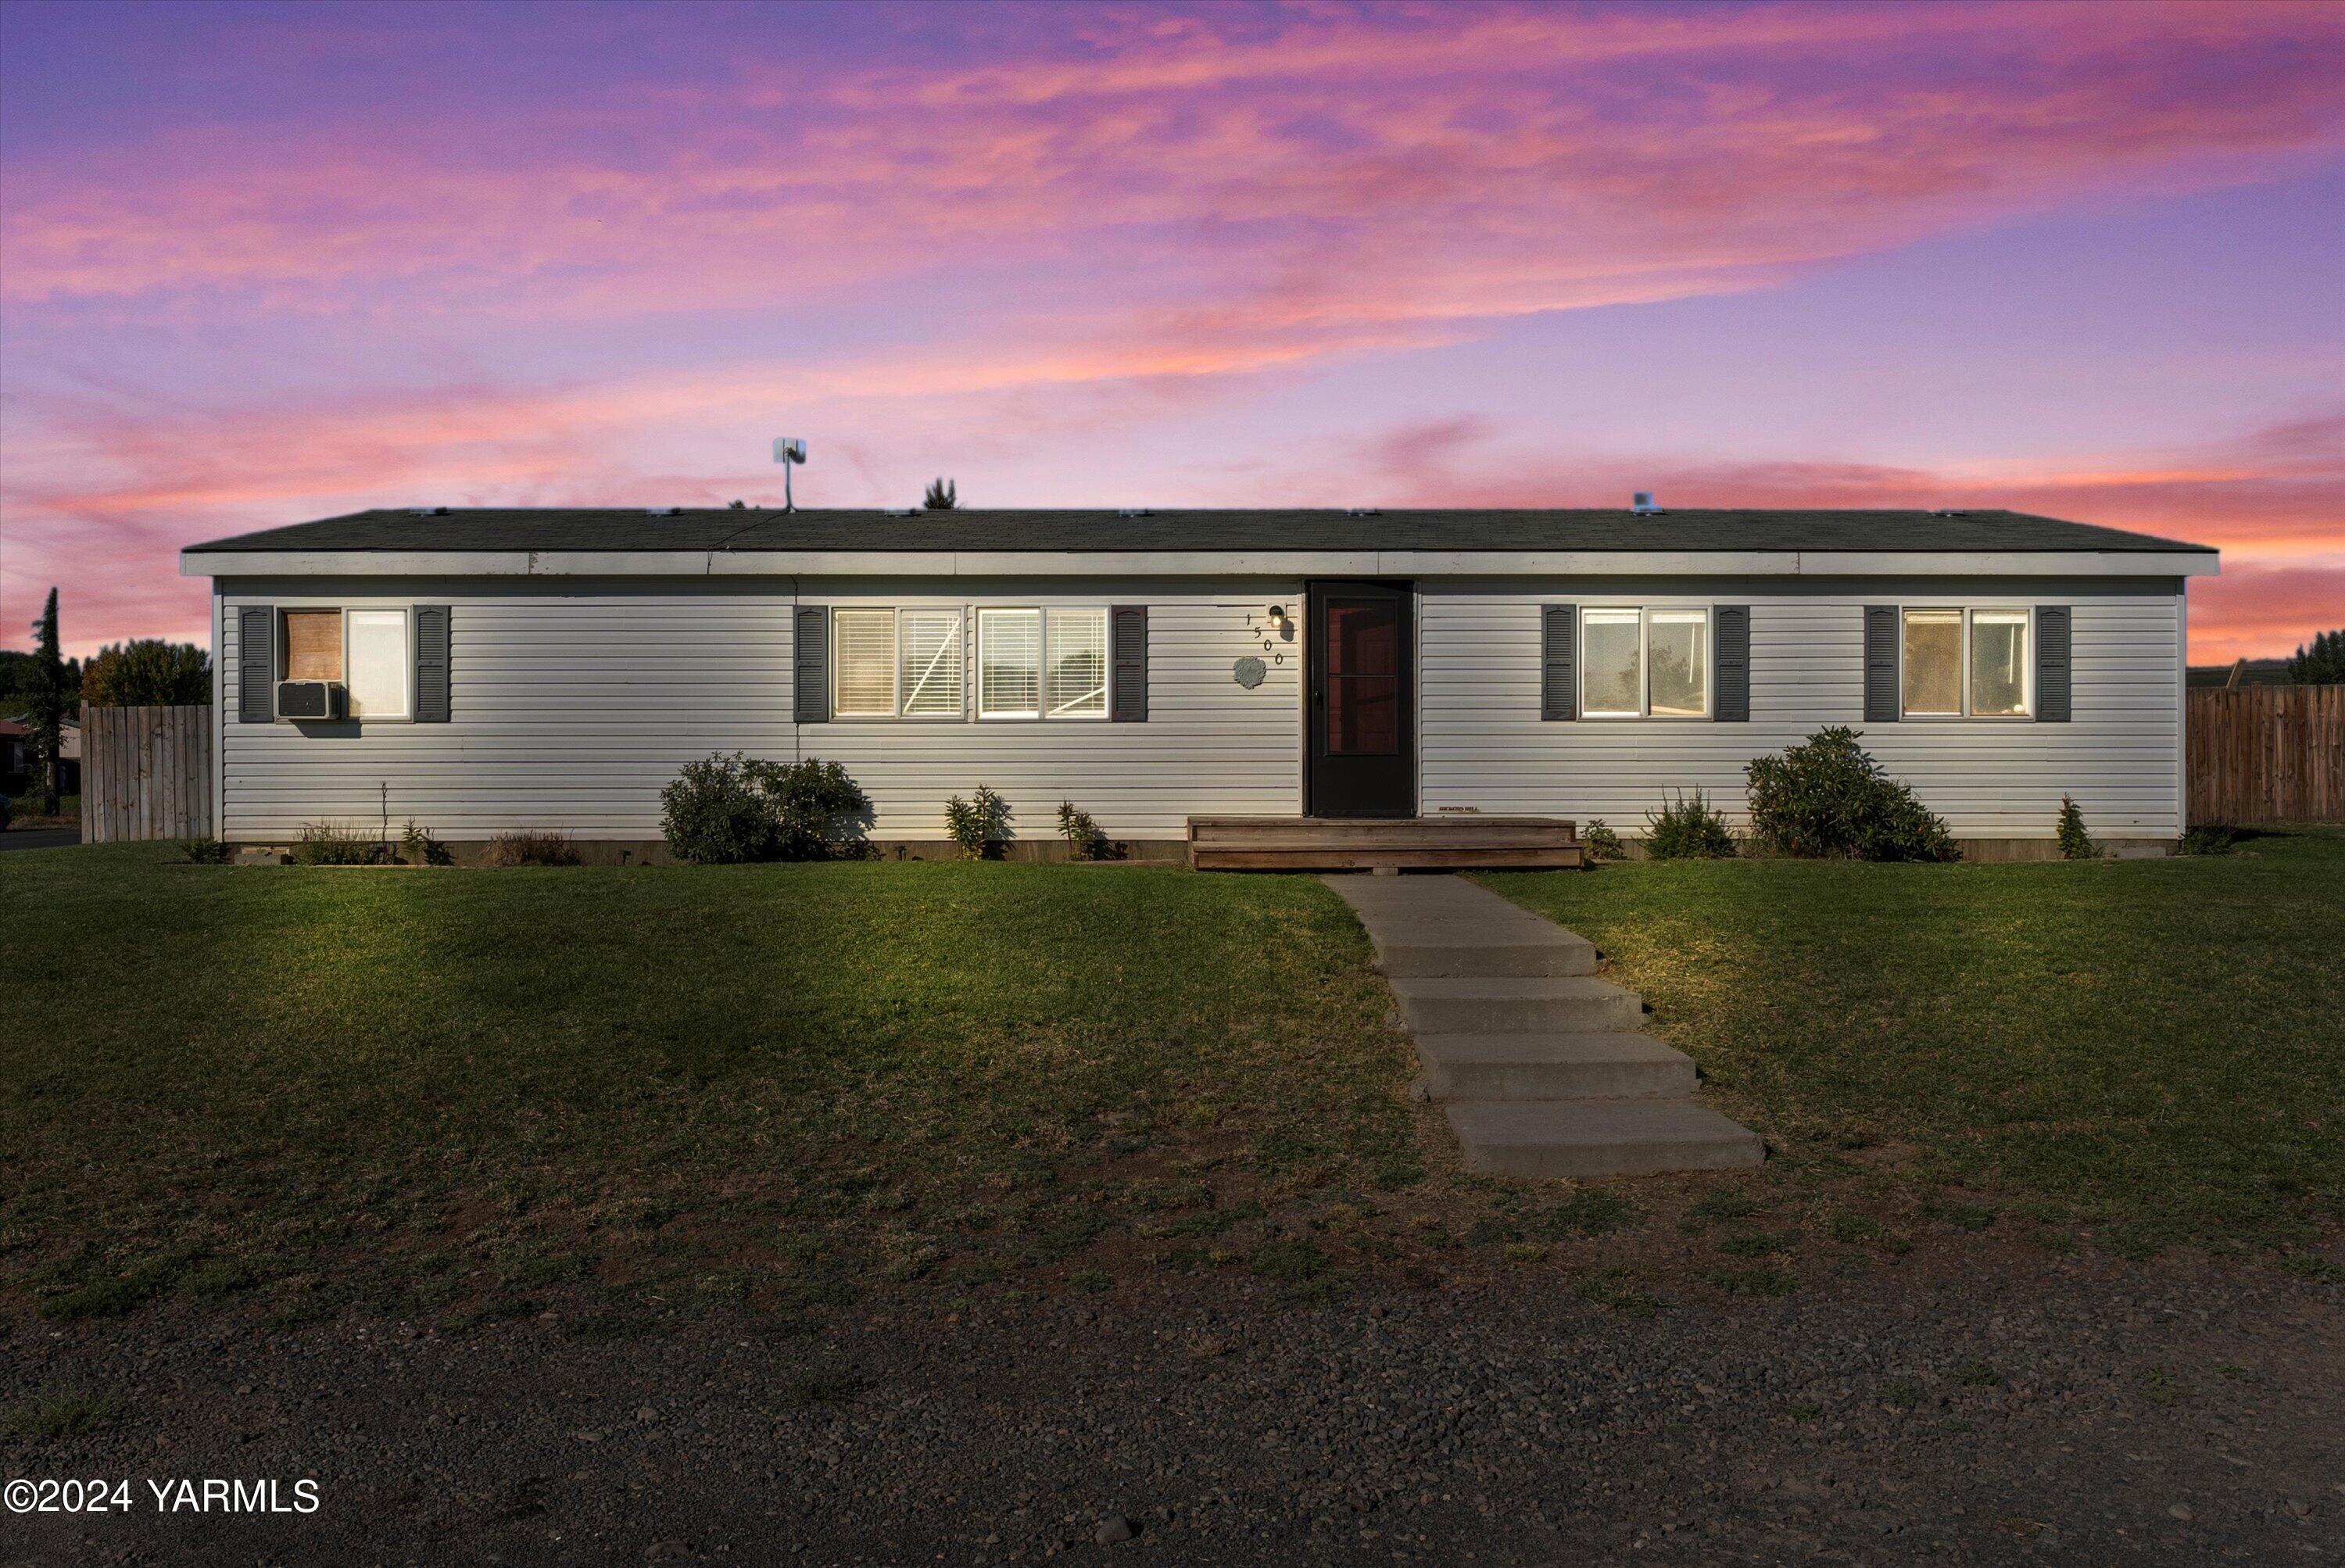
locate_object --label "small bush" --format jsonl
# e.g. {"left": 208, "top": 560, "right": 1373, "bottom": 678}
{"left": 399, "top": 819, "right": 453, "bottom": 866}
{"left": 1057, "top": 800, "right": 1112, "bottom": 861}
{"left": 481, "top": 831, "right": 579, "bottom": 867}
{"left": 1581, "top": 818, "right": 1624, "bottom": 861}
{"left": 1643, "top": 789, "right": 1737, "bottom": 860}
{"left": 944, "top": 785, "right": 1008, "bottom": 859}
{"left": 180, "top": 836, "right": 231, "bottom": 865}
{"left": 1744, "top": 726, "right": 1959, "bottom": 862}
{"left": 2181, "top": 824, "right": 2237, "bottom": 856}
{"left": 292, "top": 822, "right": 391, "bottom": 865}
{"left": 2056, "top": 796, "right": 2098, "bottom": 860}
{"left": 659, "top": 752, "right": 868, "bottom": 864}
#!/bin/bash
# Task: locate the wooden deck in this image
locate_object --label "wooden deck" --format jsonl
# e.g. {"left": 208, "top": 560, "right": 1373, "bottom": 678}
{"left": 1188, "top": 815, "right": 1583, "bottom": 872}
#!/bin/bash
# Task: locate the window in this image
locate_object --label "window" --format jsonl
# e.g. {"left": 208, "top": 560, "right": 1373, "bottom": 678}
{"left": 1045, "top": 607, "right": 1108, "bottom": 718}
{"left": 833, "top": 609, "right": 897, "bottom": 716}
{"left": 979, "top": 608, "right": 1042, "bottom": 718}
{"left": 1901, "top": 607, "right": 2031, "bottom": 718}
{"left": 899, "top": 610, "right": 965, "bottom": 717}
{"left": 831, "top": 605, "right": 1110, "bottom": 721}
{"left": 1971, "top": 609, "right": 2030, "bottom": 717}
{"left": 284, "top": 610, "right": 342, "bottom": 682}
{"left": 280, "top": 607, "right": 410, "bottom": 718}
{"left": 345, "top": 610, "right": 410, "bottom": 718}
{"left": 1581, "top": 607, "right": 1710, "bottom": 718}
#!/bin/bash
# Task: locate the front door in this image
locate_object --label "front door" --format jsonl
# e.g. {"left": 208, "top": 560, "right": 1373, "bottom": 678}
{"left": 1307, "top": 581, "right": 1415, "bottom": 818}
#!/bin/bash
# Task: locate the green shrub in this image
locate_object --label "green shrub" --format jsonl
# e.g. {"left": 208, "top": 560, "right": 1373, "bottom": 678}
{"left": 944, "top": 785, "right": 1008, "bottom": 859}
{"left": 180, "top": 836, "right": 231, "bottom": 865}
{"left": 659, "top": 752, "right": 868, "bottom": 864}
{"left": 399, "top": 819, "right": 453, "bottom": 866}
{"left": 2180, "top": 823, "right": 2237, "bottom": 856}
{"left": 292, "top": 822, "right": 391, "bottom": 865}
{"left": 1643, "top": 789, "right": 1736, "bottom": 860}
{"left": 2056, "top": 796, "right": 2098, "bottom": 860}
{"left": 482, "top": 831, "right": 578, "bottom": 867}
{"left": 1744, "top": 726, "right": 1959, "bottom": 862}
{"left": 1581, "top": 818, "right": 1624, "bottom": 861}
{"left": 1056, "top": 800, "right": 1111, "bottom": 861}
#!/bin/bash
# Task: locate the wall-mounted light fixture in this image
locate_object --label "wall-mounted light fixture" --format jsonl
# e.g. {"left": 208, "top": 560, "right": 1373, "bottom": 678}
{"left": 1266, "top": 604, "right": 1290, "bottom": 633}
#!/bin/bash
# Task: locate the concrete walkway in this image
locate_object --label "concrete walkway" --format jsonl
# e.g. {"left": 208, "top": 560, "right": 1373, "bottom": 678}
{"left": 1328, "top": 873, "right": 1763, "bottom": 1179}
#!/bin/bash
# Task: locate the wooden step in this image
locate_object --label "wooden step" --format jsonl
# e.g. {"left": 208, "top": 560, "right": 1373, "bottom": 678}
{"left": 1189, "top": 816, "right": 1581, "bottom": 872}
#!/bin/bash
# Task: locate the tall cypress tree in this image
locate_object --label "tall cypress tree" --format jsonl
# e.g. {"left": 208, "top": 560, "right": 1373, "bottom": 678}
{"left": 27, "top": 588, "right": 66, "bottom": 815}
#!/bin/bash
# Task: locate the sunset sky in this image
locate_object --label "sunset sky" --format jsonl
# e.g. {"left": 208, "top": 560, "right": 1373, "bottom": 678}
{"left": 2, "top": 0, "right": 2339, "bottom": 662}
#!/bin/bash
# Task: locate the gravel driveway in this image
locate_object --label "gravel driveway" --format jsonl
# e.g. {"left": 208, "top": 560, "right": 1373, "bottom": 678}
{"left": 5, "top": 1251, "right": 2338, "bottom": 1565}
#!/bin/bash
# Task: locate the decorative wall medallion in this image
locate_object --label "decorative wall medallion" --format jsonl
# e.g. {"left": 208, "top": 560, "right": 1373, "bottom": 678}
{"left": 1233, "top": 656, "right": 1268, "bottom": 689}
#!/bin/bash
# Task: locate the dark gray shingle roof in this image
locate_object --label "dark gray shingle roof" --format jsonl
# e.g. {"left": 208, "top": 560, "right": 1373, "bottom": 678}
{"left": 185, "top": 507, "right": 2212, "bottom": 556}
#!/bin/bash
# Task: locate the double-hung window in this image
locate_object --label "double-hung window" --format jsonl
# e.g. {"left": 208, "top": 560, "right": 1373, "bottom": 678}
{"left": 281, "top": 607, "right": 410, "bottom": 718}
{"left": 1902, "top": 607, "right": 2030, "bottom": 718}
{"left": 1581, "top": 607, "right": 1711, "bottom": 719}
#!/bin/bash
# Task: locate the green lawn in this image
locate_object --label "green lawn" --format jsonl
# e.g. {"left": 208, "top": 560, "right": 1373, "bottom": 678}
{"left": 2, "top": 847, "right": 1415, "bottom": 1328}
{"left": 1483, "top": 829, "right": 2345, "bottom": 1252}
{"left": 5, "top": 834, "right": 2338, "bottom": 1332}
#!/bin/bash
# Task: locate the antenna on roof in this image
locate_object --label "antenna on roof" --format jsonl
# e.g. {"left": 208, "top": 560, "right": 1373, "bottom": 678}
{"left": 772, "top": 437, "right": 807, "bottom": 512}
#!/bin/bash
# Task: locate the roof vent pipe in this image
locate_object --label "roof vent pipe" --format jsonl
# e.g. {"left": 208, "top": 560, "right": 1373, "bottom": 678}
{"left": 1631, "top": 492, "right": 1659, "bottom": 513}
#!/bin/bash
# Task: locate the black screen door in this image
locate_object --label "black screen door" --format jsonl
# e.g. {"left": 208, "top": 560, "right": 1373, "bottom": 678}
{"left": 1308, "top": 581, "right": 1415, "bottom": 818}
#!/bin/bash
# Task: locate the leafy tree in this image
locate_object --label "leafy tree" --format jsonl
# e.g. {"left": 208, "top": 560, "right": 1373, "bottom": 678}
{"left": 23, "top": 589, "right": 69, "bottom": 814}
{"left": 2289, "top": 628, "right": 2344, "bottom": 684}
{"left": 83, "top": 639, "right": 211, "bottom": 707}
{"left": 923, "top": 477, "right": 958, "bottom": 510}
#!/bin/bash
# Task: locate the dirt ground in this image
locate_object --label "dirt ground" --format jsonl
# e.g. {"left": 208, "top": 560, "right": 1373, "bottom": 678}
{"left": 5, "top": 1243, "right": 2339, "bottom": 1566}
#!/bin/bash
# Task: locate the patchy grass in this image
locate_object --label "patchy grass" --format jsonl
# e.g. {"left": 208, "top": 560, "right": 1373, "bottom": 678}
{"left": 2, "top": 846, "right": 1409, "bottom": 1327}
{"left": 2, "top": 1391, "right": 120, "bottom": 1442}
{"left": 1483, "top": 829, "right": 2345, "bottom": 1251}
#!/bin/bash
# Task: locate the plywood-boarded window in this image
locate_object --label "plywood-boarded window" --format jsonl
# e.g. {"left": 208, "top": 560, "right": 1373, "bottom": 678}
{"left": 284, "top": 610, "right": 343, "bottom": 682}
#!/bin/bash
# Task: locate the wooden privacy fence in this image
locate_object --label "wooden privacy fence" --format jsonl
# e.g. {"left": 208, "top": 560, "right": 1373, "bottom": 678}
{"left": 2187, "top": 686, "right": 2344, "bottom": 825}
{"left": 82, "top": 704, "right": 213, "bottom": 842}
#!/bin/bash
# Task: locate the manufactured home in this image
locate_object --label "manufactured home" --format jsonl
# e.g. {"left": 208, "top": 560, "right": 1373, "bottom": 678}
{"left": 181, "top": 505, "right": 2216, "bottom": 861}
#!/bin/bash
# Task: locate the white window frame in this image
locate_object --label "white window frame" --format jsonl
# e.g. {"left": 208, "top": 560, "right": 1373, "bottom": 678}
{"left": 831, "top": 607, "right": 900, "bottom": 718}
{"left": 897, "top": 607, "right": 967, "bottom": 720}
{"left": 1899, "top": 606, "right": 2034, "bottom": 720}
{"left": 276, "top": 604, "right": 413, "bottom": 723}
{"left": 1044, "top": 606, "right": 1110, "bottom": 721}
{"left": 1580, "top": 606, "right": 1713, "bottom": 721}
{"left": 978, "top": 607, "right": 1044, "bottom": 721}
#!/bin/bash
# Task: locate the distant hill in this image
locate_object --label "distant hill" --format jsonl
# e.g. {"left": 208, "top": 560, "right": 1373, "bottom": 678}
{"left": 2187, "top": 658, "right": 2296, "bottom": 689}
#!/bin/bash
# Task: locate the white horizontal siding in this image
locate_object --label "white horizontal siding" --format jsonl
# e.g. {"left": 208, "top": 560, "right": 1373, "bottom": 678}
{"left": 219, "top": 576, "right": 1299, "bottom": 841}
{"left": 1420, "top": 580, "right": 2183, "bottom": 839}
{"left": 216, "top": 571, "right": 2186, "bottom": 844}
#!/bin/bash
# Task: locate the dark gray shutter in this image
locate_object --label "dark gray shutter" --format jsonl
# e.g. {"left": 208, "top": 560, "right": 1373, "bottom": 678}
{"left": 1714, "top": 605, "right": 1749, "bottom": 721}
{"left": 793, "top": 606, "right": 829, "bottom": 723}
{"left": 414, "top": 605, "right": 450, "bottom": 722}
{"left": 238, "top": 607, "right": 274, "bottom": 723}
{"left": 1541, "top": 604, "right": 1576, "bottom": 721}
{"left": 1863, "top": 606, "right": 1899, "bottom": 723}
{"left": 2036, "top": 606, "right": 2071, "bottom": 722}
{"left": 1112, "top": 605, "right": 1147, "bottom": 721}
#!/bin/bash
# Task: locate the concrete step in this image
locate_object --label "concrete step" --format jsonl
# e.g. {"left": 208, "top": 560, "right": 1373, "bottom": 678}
{"left": 1446, "top": 1099, "right": 1765, "bottom": 1179}
{"left": 1373, "top": 929, "right": 1599, "bottom": 978}
{"left": 1390, "top": 976, "right": 1643, "bottom": 1035}
{"left": 1414, "top": 1033, "right": 1694, "bottom": 1101}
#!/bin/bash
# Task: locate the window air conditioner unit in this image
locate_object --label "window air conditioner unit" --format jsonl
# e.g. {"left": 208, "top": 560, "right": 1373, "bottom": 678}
{"left": 276, "top": 680, "right": 347, "bottom": 721}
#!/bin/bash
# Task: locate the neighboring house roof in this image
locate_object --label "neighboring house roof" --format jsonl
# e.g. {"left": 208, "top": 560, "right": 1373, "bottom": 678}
{"left": 184, "top": 507, "right": 2214, "bottom": 557}
{"left": 0, "top": 719, "right": 27, "bottom": 739}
